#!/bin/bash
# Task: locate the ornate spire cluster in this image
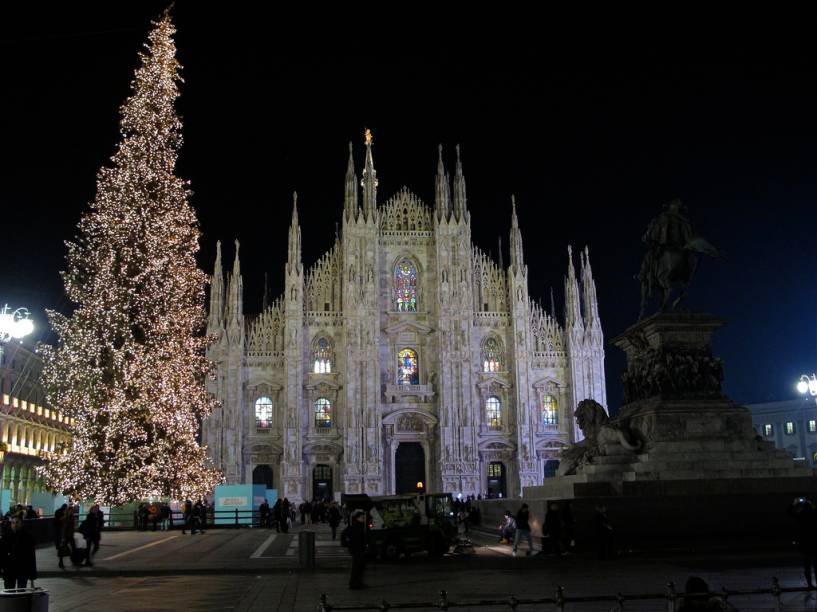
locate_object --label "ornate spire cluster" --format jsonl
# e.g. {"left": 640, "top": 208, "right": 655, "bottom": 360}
{"left": 565, "top": 244, "right": 601, "bottom": 335}
{"left": 361, "top": 129, "right": 378, "bottom": 221}
{"left": 509, "top": 195, "right": 525, "bottom": 275}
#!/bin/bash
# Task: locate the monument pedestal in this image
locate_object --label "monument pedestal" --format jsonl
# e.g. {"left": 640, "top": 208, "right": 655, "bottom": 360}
{"left": 520, "top": 313, "right": 815, "bottom": 549}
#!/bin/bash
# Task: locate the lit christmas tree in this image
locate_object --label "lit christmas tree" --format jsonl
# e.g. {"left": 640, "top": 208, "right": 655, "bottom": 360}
{"left": 38, "top": 9, "right": 223, "bottom": 505}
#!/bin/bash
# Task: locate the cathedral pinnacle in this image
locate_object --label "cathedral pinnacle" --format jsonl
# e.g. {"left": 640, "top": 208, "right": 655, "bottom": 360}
{"left": 361, "top": 128, "right": 378, "bottom": 220}
{"left": 344, "top": 141, "right": 359, "bottom": 221}
{"left": 565, "top": 244, "right": 584, "bottom": 331}
{"left": 452, "top": 144, "right": 467, "bottom": 221}
{"left": 435, "top": 144, "right": 451, "bottom": 221}
{"left": 207, "top": 240, "right": 225, "bottom": 333}
{"left": 509, "top": 195, "right": 524, "bottom": 272}
{"left": 288, "top": 191, "right": 302, "bottom": 273}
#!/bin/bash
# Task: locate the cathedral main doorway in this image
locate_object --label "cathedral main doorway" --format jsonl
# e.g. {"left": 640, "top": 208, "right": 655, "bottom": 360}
{"left": 395, "top": 442, "right": 425, "bottom": 494}
{"left": 313, "top": 464, "right": 333, "bottom": 500}
{"left": 252, "top": 464, "right": 274, "bottom": 489}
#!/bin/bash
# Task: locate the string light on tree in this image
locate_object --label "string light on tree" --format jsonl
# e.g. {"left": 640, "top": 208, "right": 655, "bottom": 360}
{"left": 37, "top": 8, "right": 223, "bottom": 506}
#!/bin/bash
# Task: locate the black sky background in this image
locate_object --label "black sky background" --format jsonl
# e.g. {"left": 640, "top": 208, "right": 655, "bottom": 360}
{"left": 1, "top": 5, "right": 815, "bottom": 412}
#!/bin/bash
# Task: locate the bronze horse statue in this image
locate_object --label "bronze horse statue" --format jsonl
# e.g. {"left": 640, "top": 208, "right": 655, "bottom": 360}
{"left": 637, "top": 204, "right": 720, "bottom": 320}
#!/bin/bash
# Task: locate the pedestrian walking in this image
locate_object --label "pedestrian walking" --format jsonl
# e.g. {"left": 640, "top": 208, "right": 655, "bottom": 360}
{"left": 0, "top": 515, "right": 37, "bottom": 588}
{"left": 78, "top": 508, "right": 101, "bottom": 566}
{"left": 272, "top": 499, "right": 282, "bottom": 533}
{"left": 281, "top": 498, "right": 291, "bottom": 533}
{"left": 512, "top": 503, "right": 533, "bottom": 556}
{"left": 328, "top": 501, "right": 342, "bottom": 540}
{"left": 346, "top": 509, "right": 367, "bottom": 589}
{"left": 182, "top": 499, "right": 195, "bottom": 535}
{"left": 59, "top": 505, "right": 77, "bottom": 569}
{"left": 160, "top": 503, "right": 171, "bottom": 531}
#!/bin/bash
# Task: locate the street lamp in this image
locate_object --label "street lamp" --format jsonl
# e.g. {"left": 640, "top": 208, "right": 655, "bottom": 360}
{"left": 797, "top": 374, "right": 817, "bottom": 398}
{"left": 0, "top": 305, "right": 34, "bottom": 343}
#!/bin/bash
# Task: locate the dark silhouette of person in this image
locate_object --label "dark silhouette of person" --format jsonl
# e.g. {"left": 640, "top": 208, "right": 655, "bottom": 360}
{"left": 788, "top": 498, "right": 817, "bottom": 588}
{"left": 348, "top": 509, "right": 367, "bottom": 589}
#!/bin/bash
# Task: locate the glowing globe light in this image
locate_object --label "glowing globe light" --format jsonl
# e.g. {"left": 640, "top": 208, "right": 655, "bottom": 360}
{"left": 798, "top": 374, "right": 817, "bottom": 398}
{"left": 0, "top": 305, "right": 34, "bottom": 342}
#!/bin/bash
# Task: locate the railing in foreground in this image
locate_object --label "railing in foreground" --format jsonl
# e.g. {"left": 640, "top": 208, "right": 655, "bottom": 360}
{"left": 319, "top": 578, "right": 804, "bottom": 612}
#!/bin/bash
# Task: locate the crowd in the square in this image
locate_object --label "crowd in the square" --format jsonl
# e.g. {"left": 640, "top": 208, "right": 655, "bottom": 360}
{"left": 257, "top": 497, "right": 343, "bottom": 538}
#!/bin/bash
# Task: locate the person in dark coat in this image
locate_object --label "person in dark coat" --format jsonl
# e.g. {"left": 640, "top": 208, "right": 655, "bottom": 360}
{"left": 79, "top": 509, "right": 101, "bottom": 566}
{"left": 196, "top": 500, "right": 207, "bottom": 533}
{"left": 562, "top": 501, "right": 576, "bottom": 551}
{"left": 259, "top": 500, "right": 270, "bottom": 529}
{"left": 348, "top": 509, "right": 367, "bottom": 589}
{"left": 543, "top": 502, "right": 563, "bottom": 556}
{"left": 328, "top": 501, "right": 342, "bottom": 540}
{"left": 53, "top": 504, "right": 68, "bottom": 568}
{"left": 0, "top": 515, "right": 37, "bottom": 588}
{"left": 512, "top": 503, "right": 533, "bottom": 556}
{"left": 60, "top": 505, "right": 77, "bottom": 569}
{"left": 280, "top": 498, "right": 290, "bottom": 533}
{"left": 788, "top": 497, "right": 817, "bottom": 587}
{"left": 272, "top": 499, "right": 282, "bottom": 533}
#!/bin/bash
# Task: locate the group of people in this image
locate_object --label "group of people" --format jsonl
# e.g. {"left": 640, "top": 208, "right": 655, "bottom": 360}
{"left": 53, "top": 503, "right": 104, "bottom": 569}
{"left": 498, "top": 501, "right": 614, "bottom": 559}
{"left": 453, "top": 496, "right": 480, "bottom": 534}
{"left": 135, "top": 502, "right": 174, "bottom": 531}
{"left": 180, "top": 499, "right": 208, "bottom": 535}
{"left": 258, "top": 498, "right": 344, "bottom": 539}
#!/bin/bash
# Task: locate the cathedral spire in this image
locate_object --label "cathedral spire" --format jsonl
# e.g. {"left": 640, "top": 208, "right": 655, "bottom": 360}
{"left": 509, "top": 195, "right": 525, "bottom": 273}
{"left": 225, "top": 239, "right": 243, "bottom": 332}
{"left": 360, "top": 128, "right": 378, "bottom": 221}
{"left": 287, "top": 191, "right": 302, "bottom": 274}
{"left": 582, "top": 245, "right": 601, "bottom": 329}
{"left": 452, "top": 144, "right": 468, "bottom": 221}
{"left": 344, "top": 141, "right": 358, "bottom": 221}
{"left": 434, "top": 144, "right": 451, "bottom": 221}
{"left": 550, "top": 286, "right": 557, "bottom": 322}
{"left": 498, "top": 235, "right": 504, "bottom": 271}
{"left": 207, "top": 240, "right": 224, "bottom": 334}
{"left": 564, "top": 244, "right": 584, "bottom": 331}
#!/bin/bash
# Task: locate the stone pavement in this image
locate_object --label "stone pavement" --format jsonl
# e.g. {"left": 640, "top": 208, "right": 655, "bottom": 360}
{"left": 28, "top": 523, "right": 817, "bottom": 611}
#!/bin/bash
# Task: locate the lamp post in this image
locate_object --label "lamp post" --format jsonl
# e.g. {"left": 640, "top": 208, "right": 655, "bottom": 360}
{"left": 797, "top": 374, "right": 817, "bottom": 400}
{"left": 0, "top": 305, "right": 34, "bottom": 502}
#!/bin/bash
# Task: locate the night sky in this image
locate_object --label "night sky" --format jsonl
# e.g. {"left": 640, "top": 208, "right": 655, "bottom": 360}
{"left": 1, "top": 5, "right": 815, "bottom": 411}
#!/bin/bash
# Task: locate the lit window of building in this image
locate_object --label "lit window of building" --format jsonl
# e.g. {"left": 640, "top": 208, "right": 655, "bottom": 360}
{"left": 786, "top": 422, "right": 796, "bottom": 435}
{"left": 810, "top": 420, "right": 816, "bottom": 433}
{"left": 486, "top": 396, "right": 502, "bottom": 430}
{"left": 254, "top": 397, "right": 273, "bottom": 432}
{"left": 764, "top": 423, "right": 773, "bottom": 437}
{"left": 314, "top": 398, "right": 332, "bottom": 429}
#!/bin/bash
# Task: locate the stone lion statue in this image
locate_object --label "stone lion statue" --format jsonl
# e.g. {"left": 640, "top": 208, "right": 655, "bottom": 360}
{"left": 557, "top": 399, "right": 642, "bottom": 476}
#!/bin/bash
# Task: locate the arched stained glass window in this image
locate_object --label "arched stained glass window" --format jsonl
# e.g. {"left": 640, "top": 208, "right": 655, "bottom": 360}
{"left": 313, "top": 337, "right": 332, "bottom": 374}
{"left": 542, "top": 395, "right": 558, "bottom": 426}
{"left": 394, "top": 259, "right": 418, "bottom": 312}
{"left": 482, "top": 337, "right": 503, "bottom": 373}
{"left": 314, "top": 398, "right": 332, "bottom": 429}
{"left": 397, "top": 348, "right": 419, "bottom": 385}
{"left": 255, "top": 396, "right": 273, "bottom": 432}
{"left": 486, "top": 396, "right": 502, "bottom": 430}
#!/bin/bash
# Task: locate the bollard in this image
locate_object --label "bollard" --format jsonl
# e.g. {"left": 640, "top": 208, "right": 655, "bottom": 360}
{"left": 235, "top": 508, "right": 239, "bottom": 527}
{"left": 318, "top": 593, "right": 332, "bottom": 612}
{"left": 299, "top": 530, "right": 316, "bottom": 568}
{"left": 437, "top": 590, "right": 449, "bottom": 611}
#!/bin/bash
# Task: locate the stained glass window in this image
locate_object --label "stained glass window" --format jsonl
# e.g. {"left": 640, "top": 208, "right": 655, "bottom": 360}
{"left": 487, "top": 462, "right": 503, "bottom": 478}
{"left": 255, "top": 396, "right": 273, "bottom": 432}
{"left": 542, "top": 395, "right": 558, "bottom": 426}
{"left": 397, "top": 348, "right": 419, "bottom": 385}
{"left": 313, "top": 337, "right": 332, "bottom": 374}
{"left": 314, "top": 398, "right": 332, "bottom": 429}
{"left": 486, "top": 396, "right": 502, "bottom": 430}
{"left": 394, "top": 259, "right": 418, "bottom": 312}
{"left": 482, "top": 337, "right": 503, "bottom": 373}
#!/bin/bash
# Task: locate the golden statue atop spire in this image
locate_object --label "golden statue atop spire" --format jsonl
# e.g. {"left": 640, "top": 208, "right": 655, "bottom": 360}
{"left": 364, "top": 128, "right": 373, "bottom": 146}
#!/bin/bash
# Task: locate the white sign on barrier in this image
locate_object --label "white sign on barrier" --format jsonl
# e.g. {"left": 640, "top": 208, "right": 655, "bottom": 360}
{"left": 218, "top": 497, "right": 248, "bottom": 507}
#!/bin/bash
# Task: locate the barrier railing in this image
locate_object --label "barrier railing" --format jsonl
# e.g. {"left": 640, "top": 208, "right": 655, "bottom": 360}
{"left": 318, "top": 578, "right": 803, "bottom": 612}
{"left": 103, "top": 509, "right": 267, "bottom": 530}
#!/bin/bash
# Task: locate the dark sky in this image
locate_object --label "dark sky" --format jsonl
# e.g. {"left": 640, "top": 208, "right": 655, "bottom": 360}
{"left": 1, "top": 5, "right": 815, "bottom": 411}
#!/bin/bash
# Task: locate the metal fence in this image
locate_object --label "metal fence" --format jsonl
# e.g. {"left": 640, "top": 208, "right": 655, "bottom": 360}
{"left": 318, "top": 578, "right": 808, "bottom": 612}
{"left": 104, "top": 508, "right": 262, "bottom": 530}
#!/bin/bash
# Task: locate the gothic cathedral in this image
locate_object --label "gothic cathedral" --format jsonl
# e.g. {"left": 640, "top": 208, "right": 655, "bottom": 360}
{"left": 203, "top": 135, "right": 606, "bottom": 502}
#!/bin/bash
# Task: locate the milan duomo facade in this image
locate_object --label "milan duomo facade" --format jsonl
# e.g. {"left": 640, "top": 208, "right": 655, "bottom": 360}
{"left": 203, "top": 137, "right": 606, "bottom": 502}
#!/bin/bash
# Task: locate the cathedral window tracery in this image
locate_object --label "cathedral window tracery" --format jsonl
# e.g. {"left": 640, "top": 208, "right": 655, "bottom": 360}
{"left": 314, "top": 397, "right": 332, "bottom": 429}
{"left": 542, "top": 395, "right": 558, "bottom": 426}
{"left": 486, "top": 396, "right": 502, "bottom": 430}
{"left": 312, "top": 337, "right": 332, "bottom": 373}
{"left": 394, "top": 259, "right": 418, "bottom": 312}
{"left": 397, "top": 348, "right": 419, "bottom": 385}
{"left": 482, "top": 337, "right": 504, "bottom": 373}
{"left": 255, "top": 396, "right": 273, "bottom": 433}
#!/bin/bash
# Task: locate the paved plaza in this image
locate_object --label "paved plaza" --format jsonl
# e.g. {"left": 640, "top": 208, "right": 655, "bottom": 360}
{"left": 23, "top": 523, "right": 817, "bottom": 611}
